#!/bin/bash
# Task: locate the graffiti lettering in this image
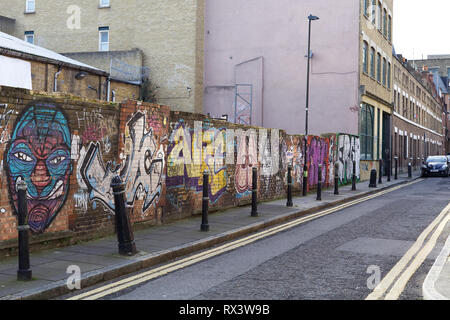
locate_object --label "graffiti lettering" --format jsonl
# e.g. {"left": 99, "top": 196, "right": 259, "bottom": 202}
{"left": 79, "top": 111, "right": 164, "bottom": 214}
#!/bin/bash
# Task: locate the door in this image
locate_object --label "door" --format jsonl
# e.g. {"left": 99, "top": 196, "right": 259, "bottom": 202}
{"left": 382, "top": 112, "right": 391, "bottom": 176}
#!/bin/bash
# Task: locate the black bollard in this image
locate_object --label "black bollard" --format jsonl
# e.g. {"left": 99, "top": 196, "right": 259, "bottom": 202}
{"left": 286, "top": 165, "right": 293, "bottom": 207}
{"left": 316, "top": 164, "right": 322, "bottom": 201}
{"left": 251, "top": 167, "right": 258, "bottom": 217}
{"left": 16, "top": 180, "right": 32, "bottom": 281}
{"left": 369, "top": 169, "right": 377, "bottom": 188}
{"left": 352, "top": 160, "right": 357, "bottom": 191}
{"left": 111, "top": 176, "right": 137, "bottom": 256}
{"left": 387, "top": 159, "right": 391, "bottom": 182}
{"left": 408, "top": 162, "right": 412, "bottom": 178}
{"left": 201, "top": 170, "right": 210, "bottom": 232}
{"left": 378, "top": 160, "right": 383, "bottom": 184}
{"left": 334, "top": 163, "right": 339, "bottom": 195}
{"left": 395, "top": 157, "right": 398, "bottom": 180}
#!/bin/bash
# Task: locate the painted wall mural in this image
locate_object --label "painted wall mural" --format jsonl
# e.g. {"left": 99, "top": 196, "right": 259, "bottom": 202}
{"left": 77, "top": 111, "right": 165, "bottom": 216}
{"left": 5, "top": 103, "right": 72, "bottom": 233}
{"left": 166, "top": 120, "right": 227, "bottom": 203}
{"left": 337, "top": 134, "right": 361, "bottom": 185}
{"left": 304, "top": 135, "right": 338, "bottom": 190}
{"left": 235, "top": 128, "right": 258, "bottom": 198}
{"left": 0, "top": 87, "right": 363, "bottom": 244}
{"left": 283, "top": 135, "right": 304, "bottom": 190}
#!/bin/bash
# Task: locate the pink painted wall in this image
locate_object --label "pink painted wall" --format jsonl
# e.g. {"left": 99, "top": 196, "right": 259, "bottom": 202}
{"left": 204, "top": 0, "right": 361, "bottom": 135}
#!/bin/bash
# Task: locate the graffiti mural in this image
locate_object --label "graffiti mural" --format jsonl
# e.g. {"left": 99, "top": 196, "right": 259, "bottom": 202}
{"left": 167, "top": 121, "right": 227, "bottom": 203}
{"left": 5, "top": 103, "right": 72, "bottom": 233}
{"left": 235, "top": 129, "right": 257, "bottom": 198}
{"left": 284, "top": 136, "right": 304, "bottom": 189}
{"left": 75, "top": 108, "right": 116, "bottom": 155}
{"left": 306, "top": 136, "right": 329, "bottom": 189}
{"left": 78, "top": 111, "right": 164, "bottom": 215}
{"left": 337, "top": 134, "right": 361, "bottom": 185}
{"left": 0, "top": 104, "right": 13, "bottom": 144}
{"left": 0, "top": 86, "right": 368, "bottom": 245}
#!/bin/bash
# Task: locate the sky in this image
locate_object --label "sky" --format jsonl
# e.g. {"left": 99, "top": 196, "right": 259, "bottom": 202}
{"left": 394, "top": 0, "right": 450, "bottom": 60}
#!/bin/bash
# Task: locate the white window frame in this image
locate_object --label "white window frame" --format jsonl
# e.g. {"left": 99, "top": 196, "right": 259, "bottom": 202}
{"left": 99, "top": 27, "right": 109, "bottom": 51}
{"left": 25, "top": 0, "right": 35, "bottom": 13}
{"left": 99, "top": 0, "right": 110, "bottom": 8}
{"left": 24, "top": 31, "right": 34, "bottom": 44}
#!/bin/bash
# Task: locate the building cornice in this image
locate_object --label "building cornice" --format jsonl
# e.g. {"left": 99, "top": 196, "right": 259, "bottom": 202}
{"left": 393, "top": 111, "right": 443, "bottom": 137}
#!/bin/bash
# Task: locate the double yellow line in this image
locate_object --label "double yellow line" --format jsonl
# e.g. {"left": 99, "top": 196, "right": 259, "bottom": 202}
{"left": 366, "top": 200, "right": 450, "bottom": 300}
{"left": 69, "top": 179, "right": 422, "bottom": 300}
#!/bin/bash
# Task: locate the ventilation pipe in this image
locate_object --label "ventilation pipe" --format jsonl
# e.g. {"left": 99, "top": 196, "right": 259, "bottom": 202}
{"left": 53, "top": 67, "right": 62, "bottom": 92}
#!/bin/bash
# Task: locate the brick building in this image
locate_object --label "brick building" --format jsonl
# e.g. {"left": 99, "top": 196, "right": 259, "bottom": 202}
{"left": 412, "top": 55, "right": 450, "bottom": 154}
{"left": 392, "top": 54, "right": 445, "bottom": 173}
{"left": 0, "top": 31, "right": 139, "bottom": 101}
{"left": 0, "top": 0, "right": 205, "bottom": 113}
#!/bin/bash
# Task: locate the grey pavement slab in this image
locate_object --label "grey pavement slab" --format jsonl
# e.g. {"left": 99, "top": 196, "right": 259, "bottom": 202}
{"left": 0, "top": 171, "right": 423, "bottom": 299}
{"left": 56, "top": 253, "right": 129, "bottom": 266}
{"left": 434, "top": 258, "right": 450, "bottom": 298}
{"left": 0, "top": 260, "right": 104, "bottom": 282}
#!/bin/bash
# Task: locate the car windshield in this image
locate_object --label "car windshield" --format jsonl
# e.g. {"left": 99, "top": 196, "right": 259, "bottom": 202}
{"left": 426, "top": 156, "right": 447, "bottom": 163}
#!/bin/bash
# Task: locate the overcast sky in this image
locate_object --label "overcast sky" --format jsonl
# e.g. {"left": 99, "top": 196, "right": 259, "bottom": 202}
{"left": 394, "top": 0, "right": 450, "bottom": 60}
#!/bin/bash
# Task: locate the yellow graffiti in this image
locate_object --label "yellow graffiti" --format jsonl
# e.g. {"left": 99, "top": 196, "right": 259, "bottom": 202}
{"left": 168, "top": 124, "right": 227, "bottom": 199}
{"left": 202, "top": 129, "right": 227, "bottom": 198}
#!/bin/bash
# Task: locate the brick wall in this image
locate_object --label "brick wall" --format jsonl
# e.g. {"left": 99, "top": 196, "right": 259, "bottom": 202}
{"left": 110, "top": 80, "right": 140, "bottom": 103}
{"left": 0, "top": 86, "right": 360, "bottom": 254}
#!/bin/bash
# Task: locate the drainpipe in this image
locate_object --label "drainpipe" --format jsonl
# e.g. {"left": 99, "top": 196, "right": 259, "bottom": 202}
{"left": 111, "top": 89, "right": 116, "bottom": 102}
{"left": 107, "top": 77, "right": 111, "bottom": 102}
{"left": 53, "top": 67, "right": 62, "bottom": 92}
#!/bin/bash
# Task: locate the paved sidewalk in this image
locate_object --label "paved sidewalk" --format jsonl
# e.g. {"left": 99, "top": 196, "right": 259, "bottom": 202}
{"left": 0, "top": 171, "right": 421, "bottom": 300}
{"left": 423, "top": 225, "right": 450, "bottom": 300}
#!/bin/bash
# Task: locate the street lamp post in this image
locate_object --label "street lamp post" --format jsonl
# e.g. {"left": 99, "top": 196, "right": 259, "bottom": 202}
{"left": 303, "top": 14, "right": 319, "bottom": 197}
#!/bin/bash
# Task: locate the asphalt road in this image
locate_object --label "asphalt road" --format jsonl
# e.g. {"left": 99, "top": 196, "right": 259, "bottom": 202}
{"left": 70, "top": 177, "right": 450, "bottom": 300}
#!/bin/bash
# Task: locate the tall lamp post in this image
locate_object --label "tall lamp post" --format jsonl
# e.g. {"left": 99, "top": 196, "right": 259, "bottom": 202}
{"left": 303, "top": 14, "right": 320, "bottom": 196}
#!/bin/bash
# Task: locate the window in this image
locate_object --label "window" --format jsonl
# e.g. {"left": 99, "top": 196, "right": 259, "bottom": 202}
{"left": 363, "top": 0, "right": 369, "bottom": 16}
{"left": 25, "top": 0, "right": 35, "bottom": 13}
{"left": 404, "top": 136, "right": 408, "bottom": 159}
{"left": 362, "top": 41, "right": 368, "bottom": 74}
{"left": 24, "top": 31, "right": 34, "bottom": 44}
{"left": 377, "top": 53, "right": 381, "bottom": 82}
{"left": 382, "top": 58, "right": 386, "bottom": 86}
{"left": 370, "top": 47, "right": 375, "bottom": 77}
{"left": 383, "top": 9, "right": 387, "bottom": 37}
{"left": 394, "top": 90, "right": 397, "bottom": 112}
{"left": 371, "top": 0, "right": 376, "bottom": 24}
{"left": 360, "top": 104, "right": 374, "bottom": 160}
{"left": 388, "top": 15, "right": 392, "bottom": 41}
{"left": 377, "top": 2, "right": 382, "bottom": 31}
{"left": 99, "top": 0, "right": 110, "bottom": 7}
{"left": 99, "top": 27, "right": 109, "bottom": 51}
{"left": 387, "top": 62, "right": 391, "bottom": 89}
{"left": 403, "top": 96, "right": 407, "bottom": 117}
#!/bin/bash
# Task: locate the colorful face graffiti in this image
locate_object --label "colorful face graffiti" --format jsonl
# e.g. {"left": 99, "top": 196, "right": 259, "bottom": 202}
{"left": 5, "top": 104, "right": 71, "bottom": 233}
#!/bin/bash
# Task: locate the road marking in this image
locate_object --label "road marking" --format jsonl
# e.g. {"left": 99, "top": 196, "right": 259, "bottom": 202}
{"left": 384, "top": 207, "right": 450, "bottom": 300}
{"left": 366, "top": 201, "right": 450, "bottom": 300}
{"left": 422, "top": 235, "right": 450, "bottom": 300}
{"left": 69, "top": 179, "right": 422, "bottom": 300}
